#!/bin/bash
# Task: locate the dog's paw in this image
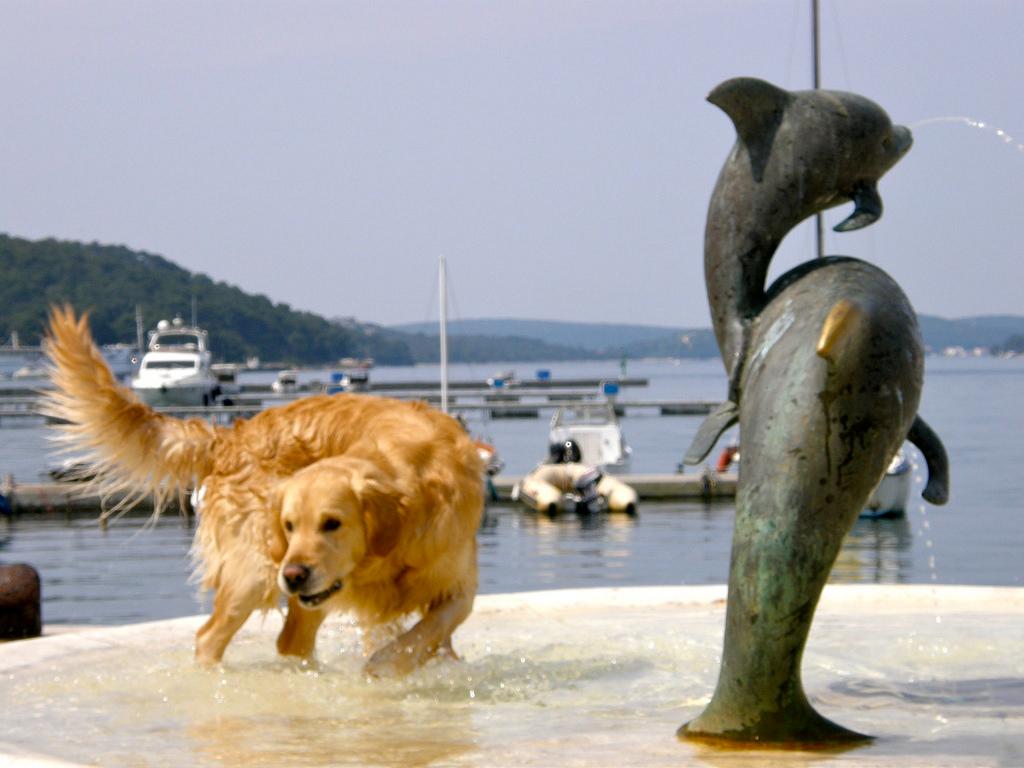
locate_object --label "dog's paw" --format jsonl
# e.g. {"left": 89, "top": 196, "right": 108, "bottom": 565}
{"left": 364, "top": 644, "right": 417, "bottom": 678}
{"left": 194, "top": 657, "right": 225, "bottom": 672}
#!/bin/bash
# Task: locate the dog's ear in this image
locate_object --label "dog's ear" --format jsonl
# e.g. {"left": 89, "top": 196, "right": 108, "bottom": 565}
{"left": 266, "top": 479, "right": 289, "bottom": 562}
{"left": 357, "top": 476, "right": 403, "bottom": 558}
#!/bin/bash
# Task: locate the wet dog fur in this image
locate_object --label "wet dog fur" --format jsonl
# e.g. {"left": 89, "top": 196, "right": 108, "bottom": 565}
{"left": 43, "top": 306, "right": 484, "bottom": 673}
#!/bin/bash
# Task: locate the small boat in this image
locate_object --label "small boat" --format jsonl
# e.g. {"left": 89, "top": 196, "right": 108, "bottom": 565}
{"left": 271, "top": 369, "right": 301, "bottom": 394}
{"left": 323, "top": 368, "right": 370, "bottom": 394}
{"left": 549, "top": 402, "right": 632, "bottom": 473}
{"left": 474, "top": 439, "right": 504, "bottom": 477}
{"left": 487, "top": 370, "right": 518, "bottom": 388}
{"left": 0, "top": 332, "right": 42, "bottom": 379}
{"left": 130, "top": 317, "right": 219, "bottom": 407}
{"left": 862, "top": 451, "right": 912, "bottom": 518}
{"left": 341, "top": 368, "right": 370, "bottom": 392}
{"left": 711, "top": 442, "right": 912, "bottom": 518}
{"left": 512, "top": 458, "right": 638, "bottom": 516}
{"left": 11, "top": 364, "right": 47, "bottom": 380}
{"left": 48, "top": 458, "right": 95, "bottom": 482}
{"left": 338, "top": 357, "right": 374, "bottom": 370}
{"left": 101, "top": 343, "right": 140, "bottom": 381}
{"left": 474, "top": 437, "right": 504, "bottom": 502}
{"left": 210, "top": 363, "right": 241, "bottom": 406}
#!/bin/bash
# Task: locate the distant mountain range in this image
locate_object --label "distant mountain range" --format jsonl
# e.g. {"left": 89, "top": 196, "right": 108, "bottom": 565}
{"left": 3, "top": 233, "right": 1020, "bottom": 365}
{"left": 391, "top": 316, "right": 1024, "bottom": 360}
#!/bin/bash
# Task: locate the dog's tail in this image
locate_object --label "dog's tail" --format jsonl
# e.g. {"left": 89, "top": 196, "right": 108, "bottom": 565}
{"left": 41, "top": 305, "right": 217, "bottom": 519}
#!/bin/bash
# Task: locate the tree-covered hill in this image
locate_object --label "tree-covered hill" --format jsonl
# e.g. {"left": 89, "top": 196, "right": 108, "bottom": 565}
{"left": 0, "top": 234, "right": 413, "bottom": 365}
{"left": 5, "top": 234, "right": 1022, "bottom": 366}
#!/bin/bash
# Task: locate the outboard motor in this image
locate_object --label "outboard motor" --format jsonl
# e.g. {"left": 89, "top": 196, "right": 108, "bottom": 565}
{"left": 548, "top": 441, "right": 567, "bottom": 463}
{"left": 548, "top": 439, "right": 583, "bottom": 464}
{"left": 573, "top": 465, "right": 605, "bottom": 515}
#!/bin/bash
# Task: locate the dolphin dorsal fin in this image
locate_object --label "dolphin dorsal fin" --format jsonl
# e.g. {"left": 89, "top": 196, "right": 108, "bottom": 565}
{"left": 707, "top": 77, "right": 791, "bottom": 182}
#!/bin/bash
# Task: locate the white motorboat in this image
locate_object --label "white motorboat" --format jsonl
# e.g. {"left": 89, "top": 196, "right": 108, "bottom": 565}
{"left": 271, "top": 369, "right": 300, "bottom": 394}
{"left": 549, "top": 402, "right": 632, "bottom": 473}
{"left": 210, "top": 363, "right": 241, "bottom": 405}
{"left": 130, "top": 318, "right": 219, "bottom": 407}
{"left": 323, "top": 368, "right": 370, "bottom": 395}
{"left": 862, "top": 451, "right": 913, "bottom": 518}
{"left": 711, "top": 442, "right": 913, "bottom": 519}
{"left": 0, "top": 332, "right": 42, "bottom": 379}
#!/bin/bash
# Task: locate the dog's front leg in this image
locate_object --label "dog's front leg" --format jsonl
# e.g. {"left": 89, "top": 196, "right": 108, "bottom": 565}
{"left": 277, "top": 597, "right": 327, "bottom": 659}
{"left": 195, "top": 580, "right": 264, "bottom": 666}
{"left": 364, "top": 592, "right": 474, "bottom": 677}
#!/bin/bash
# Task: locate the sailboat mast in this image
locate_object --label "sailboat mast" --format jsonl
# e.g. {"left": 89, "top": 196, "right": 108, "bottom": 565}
{"left": 812, "top": 0, "right": 825, "bottom": 259}
{"left": 439, "top": 256, "right": 449, "bottom": 415}
{"left": 135, "top": 305, "right": 144, "bottom": 351}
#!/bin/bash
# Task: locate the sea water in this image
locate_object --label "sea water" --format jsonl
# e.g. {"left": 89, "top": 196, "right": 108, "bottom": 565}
{"left": 0, "top": 356, "right": 1022, "bottom": 628}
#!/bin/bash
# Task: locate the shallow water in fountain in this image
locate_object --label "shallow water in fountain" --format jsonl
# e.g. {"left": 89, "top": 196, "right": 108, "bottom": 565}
{"left": 2, "top": 588, "right": 1022, "bottom": 767}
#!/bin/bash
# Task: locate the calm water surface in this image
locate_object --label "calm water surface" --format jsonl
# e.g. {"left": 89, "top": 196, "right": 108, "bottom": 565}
{"left": 0, "top": 356, "right": 1021, "bottom": 625}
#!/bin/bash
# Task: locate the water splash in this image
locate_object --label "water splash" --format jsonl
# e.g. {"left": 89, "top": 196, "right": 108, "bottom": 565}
{"left": 910, "top": 116, "right": 1024, "bottom": 154}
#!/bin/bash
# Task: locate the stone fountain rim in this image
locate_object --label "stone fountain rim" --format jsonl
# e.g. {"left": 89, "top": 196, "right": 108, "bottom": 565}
{"left": 4, "top": 583, "right": 1023, "bottom": 675}
{"left": 3, "top": 583, "right": 1023, "bottom": 768}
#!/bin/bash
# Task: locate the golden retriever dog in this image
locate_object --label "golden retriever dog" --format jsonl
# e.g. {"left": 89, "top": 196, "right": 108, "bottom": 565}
{"left": 43, "top": 306, "right": 484, "bottom": 674}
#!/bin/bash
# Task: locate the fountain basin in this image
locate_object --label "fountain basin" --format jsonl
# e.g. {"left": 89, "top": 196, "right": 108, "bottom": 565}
{"left": 2, "top": 584, "right": 1022, "bottom": 767}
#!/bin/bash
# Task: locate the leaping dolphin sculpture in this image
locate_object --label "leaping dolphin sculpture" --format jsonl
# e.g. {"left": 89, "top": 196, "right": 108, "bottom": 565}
{"left": 701, "top": 77, "right": 912, "bottom": 402}
{"left": 684, "top": 77, "right": 947, "bottom": 505}
{"left": 678, "top": 78, "right": 950, "bottom": 746}
{"left": 688, "top": 78, "right": 913, "bottom": 460}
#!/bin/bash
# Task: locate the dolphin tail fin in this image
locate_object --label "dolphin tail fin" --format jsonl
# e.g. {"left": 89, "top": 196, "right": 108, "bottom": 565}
{"left": 683, "top": 400, "right": 739, "bottom": 466}
{"left": 908, "top": 415, "right": 950, "bottom": 505}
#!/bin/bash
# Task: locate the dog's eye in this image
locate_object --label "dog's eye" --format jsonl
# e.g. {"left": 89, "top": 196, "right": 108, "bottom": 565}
{"left": 321, "top": 517, "right": 342, "bottom": 532}
{"left": 284, "top": 520, "right": 293, "bottom": 533}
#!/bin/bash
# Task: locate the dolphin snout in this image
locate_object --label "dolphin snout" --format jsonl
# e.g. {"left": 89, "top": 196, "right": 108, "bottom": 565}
{"left": 890, "top": 124, "right": 913, "bottom": 158}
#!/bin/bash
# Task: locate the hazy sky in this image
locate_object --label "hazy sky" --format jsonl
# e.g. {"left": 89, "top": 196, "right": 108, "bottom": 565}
{"left": 2, "top": 1, "right": 1022, "bottom": 328}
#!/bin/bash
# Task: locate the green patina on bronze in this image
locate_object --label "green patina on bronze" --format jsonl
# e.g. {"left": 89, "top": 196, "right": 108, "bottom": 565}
{"left": 679, "top": 78, "right": 950, "bottom": 746}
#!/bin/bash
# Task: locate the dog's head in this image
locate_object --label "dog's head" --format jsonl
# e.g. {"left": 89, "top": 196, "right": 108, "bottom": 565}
{"left": 273, "top": 456, "right": 404, "bottom": 610}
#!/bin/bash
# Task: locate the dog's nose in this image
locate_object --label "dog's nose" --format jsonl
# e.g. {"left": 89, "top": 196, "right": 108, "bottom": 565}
{"left": 282, "top": 563, "right": 311, "bottom": 593}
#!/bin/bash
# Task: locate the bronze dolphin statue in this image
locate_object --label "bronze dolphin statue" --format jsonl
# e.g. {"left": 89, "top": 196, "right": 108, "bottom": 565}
{"left": 703, "top": 77, "right": 912, "bottom": 396}
{"left": 678, "top": 78, "right": 950, "bottom": 745}
{"left": 681, "top": 257, "right": 935, "bottom": 745}
{"left": 684, "top": 77, "right": 947, "bottom": 507}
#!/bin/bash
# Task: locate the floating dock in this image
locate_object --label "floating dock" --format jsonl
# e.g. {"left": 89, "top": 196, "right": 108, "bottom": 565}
{"left": 1, "top": 373, "right": 727, "bottom": 425}
{"left": 489, "top": 473, "right": 736, "bottom": 503}
{"left": 1, "top": 472, "right": 737, "bottom": 514}
{"left": 0, "top": 397, "right": 721, "bottom": 426}
{"left": 0, "top": 480, "right": 186, "bottom": 515}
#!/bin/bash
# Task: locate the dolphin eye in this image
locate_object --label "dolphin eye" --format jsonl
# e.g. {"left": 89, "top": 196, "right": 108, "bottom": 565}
{"left": 321, "top": 517, "right": 342, "bottom": 533}
{"left": 284, "top": 520, "right": 293, "bottom": 533}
